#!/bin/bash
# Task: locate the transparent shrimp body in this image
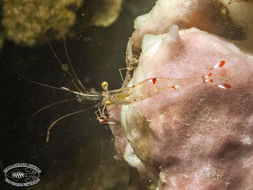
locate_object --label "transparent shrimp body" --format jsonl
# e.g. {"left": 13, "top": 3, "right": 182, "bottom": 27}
{"left": 45, "top": 59, "right": 231, "bottom": 142}
{"left": 102, "top": 60, "right": 231, "bottom": 106}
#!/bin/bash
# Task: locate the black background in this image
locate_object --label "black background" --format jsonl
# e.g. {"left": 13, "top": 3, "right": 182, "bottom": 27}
{"left": 0, "top": 1, "right": 156, "bottom": 190}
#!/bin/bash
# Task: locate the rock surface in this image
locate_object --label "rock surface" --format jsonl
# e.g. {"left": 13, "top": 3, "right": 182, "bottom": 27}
{"left": 108, "top": 0, "right": 253, "bottom": 189}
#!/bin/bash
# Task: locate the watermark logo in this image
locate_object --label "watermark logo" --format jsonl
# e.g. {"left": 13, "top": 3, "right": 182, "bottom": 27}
{"left": 3, "top": 163, "right": 41, "bottom": 187}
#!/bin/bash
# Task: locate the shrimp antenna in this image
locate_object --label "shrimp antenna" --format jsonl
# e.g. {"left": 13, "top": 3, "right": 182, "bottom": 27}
{"left": 46, "top": 104, "right": 99, "bottom": 143}
{"left": 29, "top": 98, "right": 75, "bottom": 120}
{"left": 63, "top": 37, "right": 87, "bottom": 92}
{"left": 25, "top": 77, "right": 75, "bottom": 93}
{"left": 44, "top": 34, "right": 85, "bottom": 93}
{"left": 25, "top": 78, "right": 102, "bottom": 99}
{"left": 71, "top": 79, "right": 82, "bottom": 93}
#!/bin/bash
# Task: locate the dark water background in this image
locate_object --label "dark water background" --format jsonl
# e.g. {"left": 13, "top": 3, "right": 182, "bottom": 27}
{"left": 0, "top": 1, "right": 155, "bottom": 189}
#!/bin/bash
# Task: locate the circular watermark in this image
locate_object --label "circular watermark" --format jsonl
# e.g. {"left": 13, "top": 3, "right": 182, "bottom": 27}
{"left": 3, "top": 163, "right": 41, "bottom": 187}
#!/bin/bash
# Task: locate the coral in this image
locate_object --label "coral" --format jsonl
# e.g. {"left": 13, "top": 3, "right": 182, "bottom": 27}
{"left": 0, "top": 0, "right": 125, "bottom": 47}
{"left": 2, "top": 0, "right": 83, "bottom": 46}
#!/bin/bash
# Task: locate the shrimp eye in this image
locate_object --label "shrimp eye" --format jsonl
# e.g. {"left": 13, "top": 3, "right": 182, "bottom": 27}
{"left": 103, "top": 99, "right": 112, "bottom": 106}
{"left": 101, "top": 81, "right": 109, "bottom": 91}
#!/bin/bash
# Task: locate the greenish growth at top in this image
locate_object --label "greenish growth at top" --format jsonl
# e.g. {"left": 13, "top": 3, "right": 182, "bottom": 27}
{"left": 0, "top": 0, "right": 125, "bottom": 48}
{"left": 2, "top": 0, "right": 83, "bottom": 46}
{"left": 91, "top": 0, "right": 123, "bottom": 27}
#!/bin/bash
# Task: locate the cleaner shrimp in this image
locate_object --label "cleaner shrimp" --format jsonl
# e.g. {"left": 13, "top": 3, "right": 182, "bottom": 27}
{"left": 33, "top": 35, "right": 231, "bottom": 142}
{"left": 101, "top": 60, "right": 231, "bottom": 106}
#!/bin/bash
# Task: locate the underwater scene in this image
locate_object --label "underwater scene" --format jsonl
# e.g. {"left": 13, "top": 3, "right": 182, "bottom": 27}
{"left": 1, "top": 0, "right": 253, "bottom": 190}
